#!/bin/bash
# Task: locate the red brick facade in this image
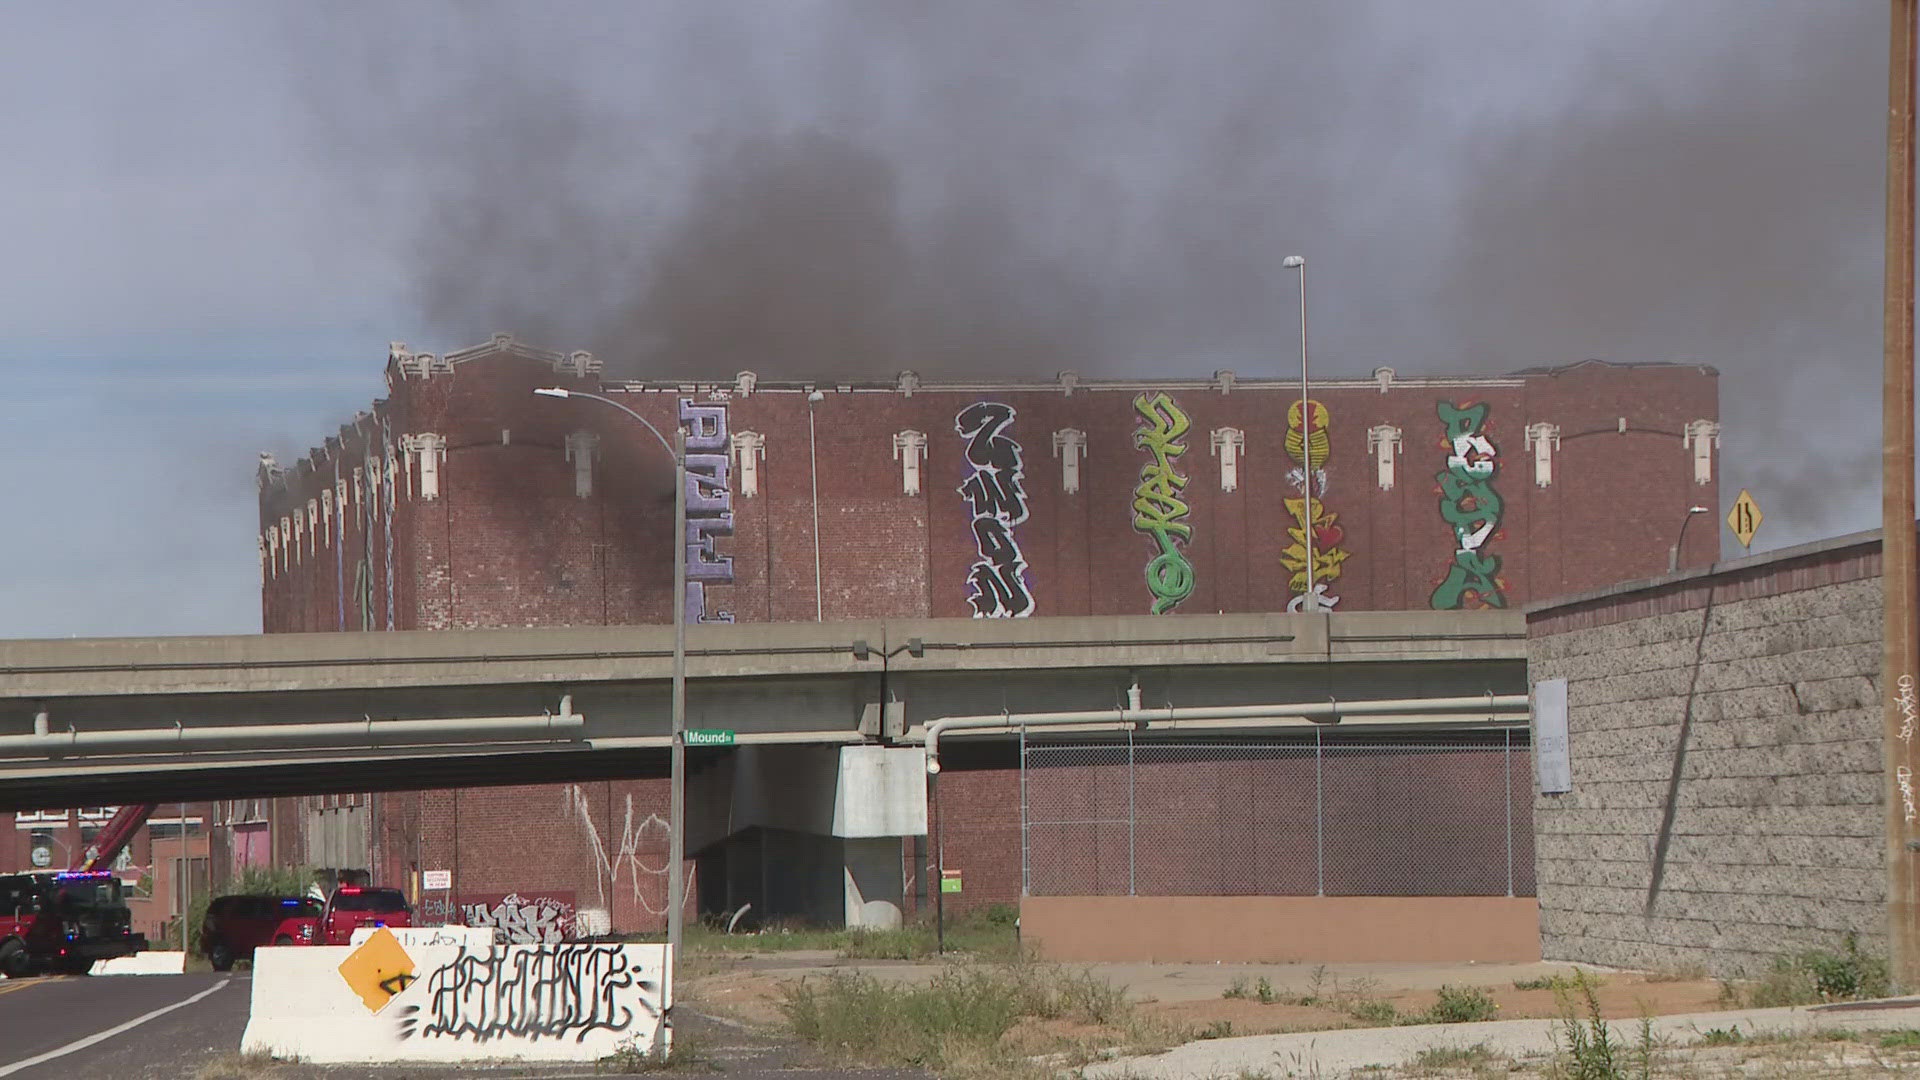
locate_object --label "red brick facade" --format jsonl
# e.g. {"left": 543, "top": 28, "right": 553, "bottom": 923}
{"left": 255, "top": 337, "right": 1718, "bottom": 928}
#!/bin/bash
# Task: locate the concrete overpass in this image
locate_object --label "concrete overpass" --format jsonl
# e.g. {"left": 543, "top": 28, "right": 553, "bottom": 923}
{"left": 0, "top": 610, "right": 1526, "bottom": 809}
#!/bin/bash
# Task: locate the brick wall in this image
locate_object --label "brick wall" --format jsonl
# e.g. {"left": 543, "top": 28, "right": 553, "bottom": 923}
{"left": 250, "top": 339, "right": 1720, "bottom": 931}
{"left": 1527, "top": 532, "right": 1890, "bottom": 977}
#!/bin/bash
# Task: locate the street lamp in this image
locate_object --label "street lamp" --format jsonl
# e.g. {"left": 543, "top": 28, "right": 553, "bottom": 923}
{"left": 534, "top": 385, "right": 728, "bottom": 1037}
{"left": 1282, "top": 255, "right": 1314, "bottom": 609}
{"left": 1669, "top": 506, "right": 1712, "bottom": 572}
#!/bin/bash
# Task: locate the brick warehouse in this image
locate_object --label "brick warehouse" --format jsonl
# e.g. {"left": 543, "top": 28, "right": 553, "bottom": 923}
{"left": 247, "top": 334, "right": 1720, "bottom": 934}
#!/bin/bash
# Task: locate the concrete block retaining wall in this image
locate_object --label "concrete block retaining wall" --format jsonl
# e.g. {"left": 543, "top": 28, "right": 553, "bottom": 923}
{"left": 1527, "top": 535, "right": 1889, "bottom": 978}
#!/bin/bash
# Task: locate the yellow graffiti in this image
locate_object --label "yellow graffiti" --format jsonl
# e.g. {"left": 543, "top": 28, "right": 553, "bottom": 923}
{"left": 1279, "top": 496, "right": 1351, "bottom": 594}
{"left": 1285, "top": 400, "right": 1331, "bottom": 470}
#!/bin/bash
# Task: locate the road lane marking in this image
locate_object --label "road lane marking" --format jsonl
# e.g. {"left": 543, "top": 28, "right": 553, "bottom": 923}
{"left": 0, "top": 982, "right": 41, "bottom": 998}
{"left": 0, "top": 977, "right": 230, "bottom": 1077}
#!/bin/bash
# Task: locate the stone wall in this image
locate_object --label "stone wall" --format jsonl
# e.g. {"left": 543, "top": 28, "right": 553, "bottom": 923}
{"left": 1527, "top": 533, "right": 1888, "bottom": 977}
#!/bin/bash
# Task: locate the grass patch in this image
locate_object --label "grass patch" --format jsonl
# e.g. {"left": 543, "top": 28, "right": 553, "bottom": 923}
{"left": 1882, "top": 1029, "right": 1920, "bottom": 1049}
{"left": 1514, "top": 973, "right": 1590, "bottom": 993}
{"left": 1548, "top": 970, "right": 1657, "bottom": 1080}
{"left": 596, "top": 1030, "right": 716, "bottom": 1073}
{"left": 1421, "top": 985, "right": 1500, "bottom": 1025}
{"left": 1641, "top": 963, "right": 1707, "bottom": 983}
{"left": 1744, "top": 932, "right": 1891, "bottom": 1008}
{"left": 1412, "top": 1042, "right": 1496, "bottom": 1068}
{"left": 193, "top": 1052, "right": 294, "bottom": 1079}
{"left": 780, "top": 959, "right": 1135, "bottom": 1076}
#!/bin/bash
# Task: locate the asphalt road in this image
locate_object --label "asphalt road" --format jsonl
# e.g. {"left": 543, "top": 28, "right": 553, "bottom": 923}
{"left": 0, "top": 971, "right": 926, "bottom": 1080}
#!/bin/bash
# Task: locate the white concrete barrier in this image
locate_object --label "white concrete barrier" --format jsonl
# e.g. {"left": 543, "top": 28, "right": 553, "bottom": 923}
{"left": 347, "top": 925, "right": 495, "bottom": 949}
{"left": 93, "top": 950, "right": 186, "bottom": 975}
{"left": 242, "top": 932, "right": 669, "bottom": 1064}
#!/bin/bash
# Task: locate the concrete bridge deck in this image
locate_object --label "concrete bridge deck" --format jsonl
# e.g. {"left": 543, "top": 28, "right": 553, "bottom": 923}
{"left": 0, "top": 611, "right": 1525, "bottom": 808}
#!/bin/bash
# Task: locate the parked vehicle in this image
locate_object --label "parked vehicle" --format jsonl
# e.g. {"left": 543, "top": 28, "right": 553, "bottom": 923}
{"left": 199, "top": 894, "right": 320, "bottom": 971}
{"left": 314, "top": 886, "right": 412, "bottom": 945}
{"left": 0, "top": 871, "right": 147, "bottom": 977}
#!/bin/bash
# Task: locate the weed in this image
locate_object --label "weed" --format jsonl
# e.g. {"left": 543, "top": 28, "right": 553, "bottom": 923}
{"left": 193, "top": 1052, "right": 292, "bottom": 1080}
{"left": 1641, "top": 963, "right": 1707, "bottom": 983}
{"left": 1514, "top": 974, "right": 1574, "bottom": 992}
{"left": 1197, "top": 1020, "right": 1237, "bottom": 1040}
{"left": 780, "top": 958, "right": 1135, "bottom": 1074}
{"left": 1412, "top": 1043, "right": 1496, "bottom": 1068}
{"left": 596, "top": 1032, "right": 715, "bottom": 1073}
{"left": 1223, "top": 978, "right": 1250, "bottom": 1000}
{"left": 1697, "top": 1026, "right": 1744, "bottom": 1046}
{"left": 1882, "top": 1029, "right": 1920, "bottom": 1049}
{"left": 1255, "top": 977, "right": 1277, "bottom": 1005}
{"left": 1746, "top": 933, "right": 1891, "bottom": 1007}
{"left": 1347, "top": 998, "right": 1399, "bottom": 1026}
{"left": 1424, "top": 985, "right": 1499, "bottom": 1024}
{"left": 1547, "top": 969, "right": 1654, "bottom": 1080}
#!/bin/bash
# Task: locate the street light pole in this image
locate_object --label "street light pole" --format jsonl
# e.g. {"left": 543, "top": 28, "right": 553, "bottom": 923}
{"left": 535, "top": 386, "right": 720, "bottom": 1039}
{"left": 1668, "top": 506, "right": 1711, "bottom": 573}
{"left": 1283, "top": 255, "right": 1314, "bottom": 609}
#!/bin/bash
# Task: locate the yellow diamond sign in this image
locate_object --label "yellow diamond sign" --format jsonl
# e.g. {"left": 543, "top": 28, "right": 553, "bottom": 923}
{"left": 1727, "top": 489, "right": 1763, "bottom": 549}
{"left": 337, "top": 927, "right": 417, "bottom": 1014}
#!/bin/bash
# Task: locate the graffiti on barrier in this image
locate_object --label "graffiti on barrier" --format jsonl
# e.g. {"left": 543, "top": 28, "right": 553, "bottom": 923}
{"left": 397, "top": 944, "right": 654, "bottom": 1043}
{"left": 1280, "top": 399, "right": 1348, "bottom": 612}
{"left": 1429, "top": 401, "right": 1508, "bottom": 609}
{"left": 956, "top": 402, "right": 1033, "bottom": 617}
{"left": 1131, "top": 393, "right": 1194, "bottom": 614}
{"left": 460, "top": 892, "right": 578, "bottom": 944}
{"left": 681, "top": 399, "right": 735, "bottom": 624}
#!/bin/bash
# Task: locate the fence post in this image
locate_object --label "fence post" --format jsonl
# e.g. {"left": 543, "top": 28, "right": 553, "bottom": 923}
{"left": 1127, "top": 726, "right": 1137, "bottom": 896}
{"left": 1505, "top": 729, "right": 1515, "bottom": 898}
{"left": 1315, "top": 728, "right": 1325, "bottom": 897}
{"left": 1019, "top": 724, "right": 1030, "bottom": 897}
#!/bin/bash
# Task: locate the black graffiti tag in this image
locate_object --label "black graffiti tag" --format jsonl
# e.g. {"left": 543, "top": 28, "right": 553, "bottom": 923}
{"left": 955, "top": 402, "right": 1033, "bottom": 618}
{"left": 396, "top": 944, "right": 657, "bottom": 1044}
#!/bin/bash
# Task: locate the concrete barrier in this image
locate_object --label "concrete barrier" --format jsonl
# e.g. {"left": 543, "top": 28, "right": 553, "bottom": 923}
{"left": 242, "top": 932, "right": 669, "bottom": 1064}
{"left": 93, "top": 950, "right": 186, "bottom": 975}
{"left": 347, "top": 926, "right": 495, "bottom": 949}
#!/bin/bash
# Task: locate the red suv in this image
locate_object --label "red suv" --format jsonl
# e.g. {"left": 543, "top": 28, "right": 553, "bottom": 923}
{"left": 315, "top": 886, "right": 412, "bottom": 945}
{"left": 199, "top": 895, "right": 320, "bottom": 971}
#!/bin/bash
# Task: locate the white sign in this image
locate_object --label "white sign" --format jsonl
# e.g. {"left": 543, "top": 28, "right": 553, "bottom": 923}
{"left": 1533, "top": 677, "right": 1571, "bottom": 794}
{"left": 422, "top": 870, "right": 452, "bottom": 891}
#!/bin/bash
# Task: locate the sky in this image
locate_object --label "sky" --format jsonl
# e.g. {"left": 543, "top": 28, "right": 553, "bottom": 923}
{"left": 0, "top": 1, "right": 1901, "bottom": 637}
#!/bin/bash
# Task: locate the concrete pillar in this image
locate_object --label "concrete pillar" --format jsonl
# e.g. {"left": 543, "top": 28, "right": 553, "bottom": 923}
{"left": 685, "top": 744, "right": 927, "bottom": 928}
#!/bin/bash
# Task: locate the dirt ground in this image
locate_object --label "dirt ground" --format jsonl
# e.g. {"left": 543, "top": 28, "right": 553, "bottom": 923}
{"left": 683, "top": 953, "right": 1733, "bottom": 1038}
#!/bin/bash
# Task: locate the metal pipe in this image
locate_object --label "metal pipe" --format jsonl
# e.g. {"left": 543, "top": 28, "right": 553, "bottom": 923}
{"left": 922, "top": 694, "right": 1529, "bottom": 771}
{"left": 1886, "top": 0, "right": 1920, "bottom": 990}
{"left": 0, "top": 711, "right": 584, "bottom": 756}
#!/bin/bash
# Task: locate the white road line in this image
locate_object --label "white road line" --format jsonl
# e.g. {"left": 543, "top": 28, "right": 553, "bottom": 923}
{"left": 0, "top": 978, "right": 230, "bottom": 1077}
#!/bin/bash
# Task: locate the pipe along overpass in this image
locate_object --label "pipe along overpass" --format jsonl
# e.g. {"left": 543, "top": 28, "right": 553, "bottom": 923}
{"left": 0, "top": 611, "right": 1528, "bottom": 811}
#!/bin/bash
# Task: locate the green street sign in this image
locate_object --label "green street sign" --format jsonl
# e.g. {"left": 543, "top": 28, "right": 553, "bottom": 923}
{"left": 684, "top": 729, "right": 736, "bottom": 747}
{"left": 940, "top": 871, "right": 962, "bottom": 894}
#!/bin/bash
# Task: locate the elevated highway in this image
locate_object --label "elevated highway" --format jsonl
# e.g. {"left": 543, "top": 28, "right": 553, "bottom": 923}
{"left": 0, "top": 610, "right": 1525, "bottom": 808}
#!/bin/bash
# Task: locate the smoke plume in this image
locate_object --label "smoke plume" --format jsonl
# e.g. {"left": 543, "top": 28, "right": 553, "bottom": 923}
{"left": 282, "top": 2, "right": 1895, "bottom": 546}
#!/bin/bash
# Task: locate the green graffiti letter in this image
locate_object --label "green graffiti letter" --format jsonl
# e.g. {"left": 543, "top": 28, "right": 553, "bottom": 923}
{"left": 1133, "top": 392, "right": 1195, "bottom": 613}
{"left": 1430, "top": 401, "right": 1507, "bottom": 609}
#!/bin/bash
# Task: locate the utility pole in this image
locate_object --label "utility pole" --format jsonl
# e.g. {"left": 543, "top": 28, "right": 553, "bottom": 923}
{"left": 1884, "top": 0, "right": 1919, "bottom": 991}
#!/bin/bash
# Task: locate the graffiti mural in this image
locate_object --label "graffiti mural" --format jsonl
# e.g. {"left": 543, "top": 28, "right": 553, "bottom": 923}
{"left": 1131, "top": 393, "right": 1194, "bottom": 614}
{"left": 1280, "top": 399, "right": 1349, "bottom": 612}
{"left": 956, "top": 402, "right": 1034, "bottom": 617}
{"left": 397, "top": 943, "right": 655, "bottom": 1043}
{"left": 681, "top": 398, "right": 735, "bottom": 624}
{"left": 1429, "top": 401, "right": 1508, "bottom": 609}
{"left": 459, "top": 892, "right": 578, "bottom": 944}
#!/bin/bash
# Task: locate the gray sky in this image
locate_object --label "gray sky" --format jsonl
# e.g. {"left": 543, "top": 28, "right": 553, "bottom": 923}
{"left": 0, "top": 2, "right": 1896, "bottom": 637}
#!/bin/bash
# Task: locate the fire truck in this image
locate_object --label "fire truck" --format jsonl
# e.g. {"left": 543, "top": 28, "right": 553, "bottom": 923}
{"left": 0, "top": 805, "right": 154, "bottom": 977}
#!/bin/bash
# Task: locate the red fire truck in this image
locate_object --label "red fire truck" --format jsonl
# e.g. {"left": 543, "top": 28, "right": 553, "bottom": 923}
{"left": 0, "top": 805, "right": 156, "bottom": 977}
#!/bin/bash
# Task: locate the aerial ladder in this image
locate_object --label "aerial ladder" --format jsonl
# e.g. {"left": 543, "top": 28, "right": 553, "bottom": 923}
{"left": 71, "top": 804, "right": 157, "bottom": 872}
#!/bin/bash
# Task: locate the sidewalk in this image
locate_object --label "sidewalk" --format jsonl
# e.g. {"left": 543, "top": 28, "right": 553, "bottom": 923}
{"left": 1079, "top": 999, "right": 1920, "bottom": 1079}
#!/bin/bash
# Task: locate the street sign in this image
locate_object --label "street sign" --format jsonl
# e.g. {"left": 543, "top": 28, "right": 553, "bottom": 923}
{"left": 421, "top": 869, "right": 452, "bottom": 891}
{"left": 940, "top": 870, "right": 963, "bottom": 894}
{"left": 685, "top": 729, "right": 736, "bottom": 747}
{"left": 1727, "top": 489, "right": 1763, "bottom": 549}
{"left": 337, "top": 927, "right": 416, "bottom": 1013}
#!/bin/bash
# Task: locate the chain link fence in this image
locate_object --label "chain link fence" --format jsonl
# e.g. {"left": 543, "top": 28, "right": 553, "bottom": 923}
{"left": 1020, "top": 730, "right": 1532, "bottom": 898}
